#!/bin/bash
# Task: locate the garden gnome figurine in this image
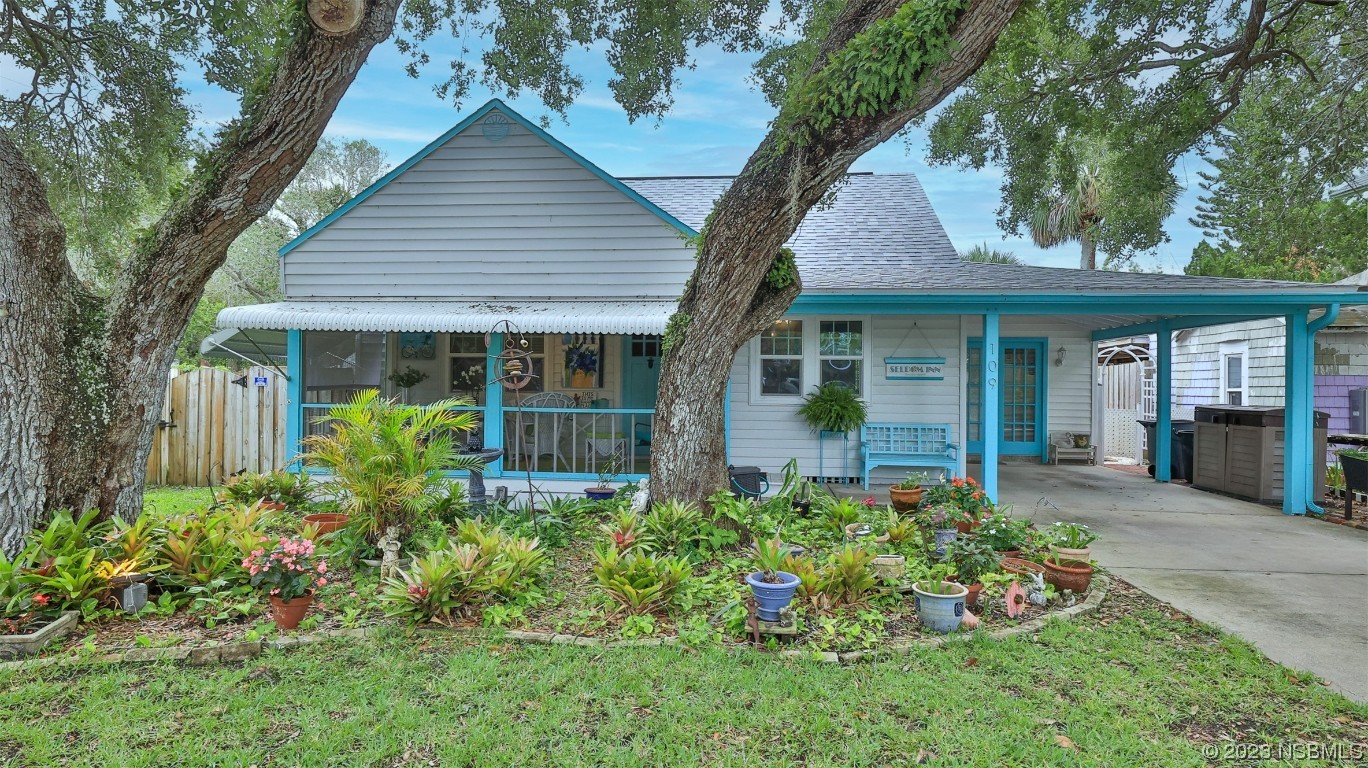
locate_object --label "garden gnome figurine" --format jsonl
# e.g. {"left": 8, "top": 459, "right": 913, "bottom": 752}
{"left": 629, "top": 478, "right": 651, "bottom": 515}
{"left": 379, "top": 526, "right": 403, "bottom": 581}
{"left": 1027, "top": 572, "right": 1048, "bottom": 607}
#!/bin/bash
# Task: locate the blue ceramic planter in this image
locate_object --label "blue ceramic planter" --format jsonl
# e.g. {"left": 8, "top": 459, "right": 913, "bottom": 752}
{"left": 745, "top": 571, "right": 800, "bottom": 622}
{"left": 933, "top": 528, "right": 958, "bottom": 557}
{"left": 584, "top": 488, "right": 615, "bottom": 501}
{"left": 912, "top": 581, "right": 969, "bottom": 634}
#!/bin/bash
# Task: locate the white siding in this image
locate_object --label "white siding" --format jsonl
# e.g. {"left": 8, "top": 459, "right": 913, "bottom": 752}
{"left": 1172, "top": 319, "right": 1287, "bottom": 415}
{"left": 282, "top": 108, "right": 695, "bottom": 300}
{"left": 726, "top": 314, "right": 1094, "bottom": 482}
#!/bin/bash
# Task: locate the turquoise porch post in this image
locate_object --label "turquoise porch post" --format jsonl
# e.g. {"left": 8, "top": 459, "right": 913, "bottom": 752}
{"left": 1154, "top": 321, "right": 1172, "bottom": 483}
{"left": 285, "top": 329, "right": 303, "bottom": 470}
{"left": 484, "top": 332, "right": 504, "bottom": 477}
{"left": 982, "top": 311, "right": 1000, "bottom": 500}
{"left": 1282, "top": 310, "right": 1311, "bottom": 515}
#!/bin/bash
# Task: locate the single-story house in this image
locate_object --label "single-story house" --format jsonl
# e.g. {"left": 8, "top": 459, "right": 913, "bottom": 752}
{"left": 209, "top": 99, "right": 1368, "bottom": 515}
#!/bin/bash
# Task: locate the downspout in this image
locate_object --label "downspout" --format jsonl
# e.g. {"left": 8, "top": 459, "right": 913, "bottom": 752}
{"left": 1304, "top": 304, "right": 1340, "bottom": 515}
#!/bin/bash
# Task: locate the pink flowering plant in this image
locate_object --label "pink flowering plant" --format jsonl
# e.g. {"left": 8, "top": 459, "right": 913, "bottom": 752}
{"left": 242, "top": 536, "right": 328, "bottom": 601}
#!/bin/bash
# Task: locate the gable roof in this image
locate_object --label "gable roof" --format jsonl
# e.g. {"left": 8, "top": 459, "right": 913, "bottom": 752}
{"left": 624, "top": 174, "right": 960, "bottom": 274}
{"left": 279, "top": 99, "right": 695, "bottom": 257}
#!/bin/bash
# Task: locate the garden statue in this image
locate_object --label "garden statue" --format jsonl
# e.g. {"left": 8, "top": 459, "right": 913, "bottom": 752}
{"left": 629, "top": 478, "right": 651, "bottom": 515}
{"left": 1027, "top": 572, "right": 1048, "bottom": 607}
{"left": 378, "top": 526, "right": 403, "bottom": 581}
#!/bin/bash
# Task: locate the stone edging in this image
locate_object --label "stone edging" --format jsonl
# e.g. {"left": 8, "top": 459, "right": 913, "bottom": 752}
{"left": 0, "top": 575, "right": 1109, "bottom": 672}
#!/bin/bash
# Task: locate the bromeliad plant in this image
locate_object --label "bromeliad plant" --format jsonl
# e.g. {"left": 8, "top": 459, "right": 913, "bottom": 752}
{"left": 1047, "top": 522, "right": 1097, "bottom": 551}
{"left": 592, "top": 544, "right": 691, "bottom": 616}
{"left": 302, "top": 391, "right": 486, "bottom": 545}
{"left": 642, "top": 500, "right": 704, "bottom": 554}
{"left": 242, "top": 536, "right": 328, "bottom": 602}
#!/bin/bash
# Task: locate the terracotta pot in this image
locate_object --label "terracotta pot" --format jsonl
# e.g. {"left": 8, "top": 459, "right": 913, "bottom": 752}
{"left": 889, "top": 486, "right": 923, "bottom": 512}
{"left": 1041, "top": 558, "right": 1093, "bottom": 593}
{"left": 260, "top": 501, "right": 287, "bottom": 512}
{"left": 302, "top": 513, "right": 350, "bottom": 536}
{"left": 269, "top": 592, "right": 315, "bottom": 630}
{"left": 995, "top": 550, "right": 1022, "bottom": 560}
{"left": 965, "top": 582, "right": 983, "bottom": 607}
{"left": 1000, "top": 557, "right": 1047, "bottom": 580}
{"left": 954, "top": 516, "right": 983, "bottom": 535}
{"left": 1050, "top": 544, "right": 1092, "bottom": 561}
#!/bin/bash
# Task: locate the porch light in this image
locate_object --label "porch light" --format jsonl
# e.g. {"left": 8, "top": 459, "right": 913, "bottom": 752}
{"left": 1055, "top": 346, "right": 1067, "bottom": 367}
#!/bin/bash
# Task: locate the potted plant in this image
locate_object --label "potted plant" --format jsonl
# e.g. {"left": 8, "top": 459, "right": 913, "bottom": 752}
{"left": 387, "top": 365, "right": 430, "bottom": 403}
{"left": 1, "top": 594, "right": 80, "bottom": 659}
{"left": 912, "top": 563, "right": 969, "bottom": 634}
{"left": 796, "top": 382, "right": 869, "bottom": 435}
{"left": 946, "top": 537, "right": 1000, "bottom": 607}
{"left": 1041, "top": 556, "right": 1094, "bottom": 594}
{"left": 921, "top": 503, "right": 966, "bottom": 557}
{"left": 977, "top": 512, "right": 1031, "bottom": 558}
{"left": 584, "top": 452, "right": 622, "bottom": 501}
{"left": 889, "top": 471, "right": 929, "bottom": 512}
{"left": 243, "top": 536, "right": 329, "bottom": 630}
{"left": 1046, "top": 521, "right": 1096, "bottom": 561}
{"left": 744, "top": 535, "right": 801, "bottom": 622}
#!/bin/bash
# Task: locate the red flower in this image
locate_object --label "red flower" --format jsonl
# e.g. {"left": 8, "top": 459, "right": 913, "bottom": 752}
{"left": 862, "top": 496, "right": 876, "bottom": 508}
{"left": 31, "top": 593, "right": 50, "bottom": 606}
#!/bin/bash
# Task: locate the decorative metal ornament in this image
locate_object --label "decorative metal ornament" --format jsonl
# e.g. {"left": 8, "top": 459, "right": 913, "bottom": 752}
{"left": 307, "top": 0, "right": 363, "bottom": 35}
{"left": 1004, "top": 580, "right": 1026, "bottom": 619}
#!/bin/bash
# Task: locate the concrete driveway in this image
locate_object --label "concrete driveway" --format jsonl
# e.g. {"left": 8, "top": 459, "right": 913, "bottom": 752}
{"left": 992, "top": 464, "right": 1368, "bottom": 702}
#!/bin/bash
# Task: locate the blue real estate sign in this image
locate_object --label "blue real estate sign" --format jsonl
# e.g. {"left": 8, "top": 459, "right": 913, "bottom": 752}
{"left": 884, "top": 357, "right": 945, "bottom": 381}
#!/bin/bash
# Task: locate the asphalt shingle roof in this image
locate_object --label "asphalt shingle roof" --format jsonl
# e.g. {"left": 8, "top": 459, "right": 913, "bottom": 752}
{"left": 625, "top": 173, "right": 1363, "bottom": 296}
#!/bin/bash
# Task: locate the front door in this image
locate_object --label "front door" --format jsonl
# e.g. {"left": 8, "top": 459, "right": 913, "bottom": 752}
{"left": 621, "top": 335, "right": 662, "bottom": 468}
{"left": 967, "top": 338, "right": 1046, "bottom": 459}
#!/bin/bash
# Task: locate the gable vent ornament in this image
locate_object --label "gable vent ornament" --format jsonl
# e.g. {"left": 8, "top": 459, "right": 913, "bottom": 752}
{"left": 307, "top": 0, "right": 363, "bottom": 35}
{"left": 482, "top": 113, "right": 511, "bottom": 142}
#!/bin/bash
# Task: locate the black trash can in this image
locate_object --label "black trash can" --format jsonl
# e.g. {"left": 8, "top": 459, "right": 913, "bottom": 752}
{"left": 728, "top": 465, "right": 769, "bottom": 500}
{"left": 1138, "top": 419, "right": 1196, "bottom": 481}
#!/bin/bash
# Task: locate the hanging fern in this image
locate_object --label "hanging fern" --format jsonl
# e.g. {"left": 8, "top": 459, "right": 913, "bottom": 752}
{"left": 797, "top": 382, "right": 868, "bottom": 434}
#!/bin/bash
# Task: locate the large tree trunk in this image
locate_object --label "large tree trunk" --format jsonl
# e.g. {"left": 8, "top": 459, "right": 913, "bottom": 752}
{"left": 0, "top": 4, "right": 403, "bottom": 555}
{"left": 650, "top": 0, "right": 1022, "bottom": 508}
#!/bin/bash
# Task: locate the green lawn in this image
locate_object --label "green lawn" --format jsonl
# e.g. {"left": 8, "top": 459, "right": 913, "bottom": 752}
{"left": 142, "top": 485, "right": 219, "bottom": 517}
{"left": 2, "top": 581, "right": 1363, "bottom": 767}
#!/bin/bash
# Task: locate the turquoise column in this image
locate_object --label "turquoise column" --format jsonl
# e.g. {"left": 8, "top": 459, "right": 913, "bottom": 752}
{"left": 1283, "top": 310, "right": 1311, "bottom": 515}
{"left": 724, "top": 375, "right": 732, "bottom": 464}
{"left": 1154, "top": 321, "right": 1172, "bottom": 483}
{"left": 285, "top": 329, "right": 303, "bottom": 470}
{"left": 982, "top": 311, "right": 1000, "bottom": 500}
{"left": 484, "top": 333, "right": 505, "bottom": 477}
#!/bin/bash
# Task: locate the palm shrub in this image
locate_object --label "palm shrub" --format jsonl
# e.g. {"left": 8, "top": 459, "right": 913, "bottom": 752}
{"left": 301, "top": 390, "right": 485, "bottom": 544}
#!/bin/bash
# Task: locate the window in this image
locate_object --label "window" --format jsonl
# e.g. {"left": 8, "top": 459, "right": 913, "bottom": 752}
{"left": 752, "top": 318, "right": 868, "bottom": 401}
{"left": 1222, "top": 352, "right": 1245, "bottom": 405}
{"left": 449, "top": 334, "right": 488, "bottom": 404}
{"left": 819, "top": 320, "right": 863, "bottom": 392}
{"left": 302, "top": 331, "right": 386, "bottom": 404}
{"left": 758, "top": 320, "right": 804, "bottom": 395}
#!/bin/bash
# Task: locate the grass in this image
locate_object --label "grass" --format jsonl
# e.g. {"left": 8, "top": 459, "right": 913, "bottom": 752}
{"left": 2, "top": 582, "right": 1363, "bottom": 767}
{"left": 142, "top": 485, "right": 218, "bottom": 517}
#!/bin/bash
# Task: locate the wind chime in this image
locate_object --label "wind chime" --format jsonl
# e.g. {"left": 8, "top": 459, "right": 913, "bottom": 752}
{"left": 485, "top": 320, "right": 540, "bottom": 530}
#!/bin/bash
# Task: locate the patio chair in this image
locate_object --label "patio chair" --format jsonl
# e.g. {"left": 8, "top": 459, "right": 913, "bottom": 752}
{"left": 512, "top": 392, "right": 574, "bottom": 472}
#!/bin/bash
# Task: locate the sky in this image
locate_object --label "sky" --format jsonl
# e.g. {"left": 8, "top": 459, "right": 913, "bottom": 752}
{"left": 3, "top": 27, "right": 1211, "bottom": 273}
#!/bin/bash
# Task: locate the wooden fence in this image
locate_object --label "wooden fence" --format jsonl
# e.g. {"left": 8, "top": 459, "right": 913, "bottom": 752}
{"left": 147, "top": 366, "right": 289, "bottom": 487}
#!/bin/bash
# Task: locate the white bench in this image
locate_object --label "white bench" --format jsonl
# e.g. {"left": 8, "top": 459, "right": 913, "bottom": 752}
{"left": 1048, "top": 431, "right": 1096, "bottom": 465}
{"left": 860, "top": 423, "right": 958, "bottom": 490}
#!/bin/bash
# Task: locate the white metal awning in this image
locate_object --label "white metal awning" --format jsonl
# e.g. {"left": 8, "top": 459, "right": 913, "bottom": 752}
{"left": 199, "top": 327, "right": 288, "bottom": 365}
{"left": 215, "top": 300, "right": 678, "bottom": 335}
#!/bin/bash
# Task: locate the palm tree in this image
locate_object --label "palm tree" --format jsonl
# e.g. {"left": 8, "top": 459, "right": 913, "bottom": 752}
{"left": 960, "top": 243, "right": 1022, "bottom": 264}
{"left": 1031, "top": 155, "right": 1106, "bottom": 270}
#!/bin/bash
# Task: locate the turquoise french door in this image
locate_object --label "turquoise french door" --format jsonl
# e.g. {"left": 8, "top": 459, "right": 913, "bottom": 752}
{"left": 967, "top": 338, "right": 1047, "bottom": 458}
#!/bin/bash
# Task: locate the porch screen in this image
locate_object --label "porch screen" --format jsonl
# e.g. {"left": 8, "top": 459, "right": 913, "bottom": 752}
{"left": 302, "top": 331, "right": 387, "bottom": 404}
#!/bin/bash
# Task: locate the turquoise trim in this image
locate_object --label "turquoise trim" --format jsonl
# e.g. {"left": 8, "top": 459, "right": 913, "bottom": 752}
{"left": 285, "top": 330, "right": 303, "bottom": 469}
{"left": 1303, "top": 304, "right": 1339, "bottom": 515}
{"left": 724, "top": 375, "right": 733, "bottom": 463}
{"left": 1091, "top": 314, "right": 1288, "bottom": 342}
{"left": 1154, "top": 321, "right": 1172, "bottom": 483}
{"left": 1283, "top": 310, "right": 1313, "bottom": 515}
{"left": 278, "top": 99, "right": 696, "bottom": 257}
{"left": 791, "top": 293, "right": 1368, "bottom": 318}
{"left": 982, "top": 312, "right": 1000, "bottom": 501}
{"left": 484, "top": 333, "right": 505, "bottom": 477}
{"left": 525, "top": 472, "right": 648, "bottom": 483}
{"left": 967, "top": 337, "right": 1047, "bottom": 461}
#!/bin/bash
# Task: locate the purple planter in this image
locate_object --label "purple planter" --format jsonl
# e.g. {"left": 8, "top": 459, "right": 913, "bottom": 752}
{"left": 745, "top": 571, "right": 800, "bottom": 622}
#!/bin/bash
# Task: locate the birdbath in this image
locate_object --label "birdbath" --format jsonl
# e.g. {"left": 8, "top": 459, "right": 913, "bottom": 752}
{"left": 459, "top": 437, "right": 504, "bottom": 514}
